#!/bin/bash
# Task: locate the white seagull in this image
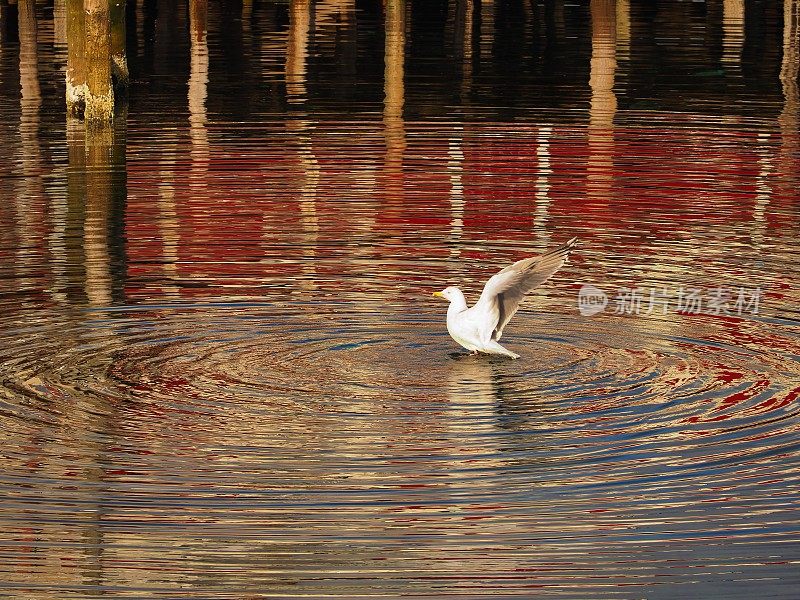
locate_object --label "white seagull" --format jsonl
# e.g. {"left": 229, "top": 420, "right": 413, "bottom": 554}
{"left": 433, "top": 237, "right": 577, "bottom": 359}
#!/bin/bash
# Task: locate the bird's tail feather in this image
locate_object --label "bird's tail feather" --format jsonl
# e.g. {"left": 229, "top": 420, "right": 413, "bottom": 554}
{"left": 483, "top": 340, "right": 520, "bottom": 359}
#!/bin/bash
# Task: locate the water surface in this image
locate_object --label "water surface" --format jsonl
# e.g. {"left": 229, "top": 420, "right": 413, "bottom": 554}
{"left": 1, "top": 1, "right": 799, "bottom": 597}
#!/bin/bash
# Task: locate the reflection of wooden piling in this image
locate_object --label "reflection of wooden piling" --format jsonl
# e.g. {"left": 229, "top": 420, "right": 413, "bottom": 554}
{"left": 85, "top": 0, "right": 114, "bottom": 121}
{"left": 285, "top": 0, "right": 318, "bottom": 290}
{"left": 587, "top": 0, "right": 616, "bottom": 205}
{"left": 54, "top": 0, "right": 67, "bottom": 47}
{"left": 286, "top": 0, "right": 311, "bottom": 104}
{"left": 722, "top": 0, "right": 745, "bottom": 67}
{"left": 18, "top": 0, "right": 40, "bottom": 122}
{"left": 84, "top": 122, "right": 114, "bottom": 305}
{"left": 779, "top": 0, "right": 799, "bottom": 179}
{"left": 16, "top": 0, "right": 42, "bottom": 295}
{"left": 157, "top": 137, "right": 181, "bottom": 298}
{"left": 384, "top": 0, "right": 406, "bottom": 173}
{"left": 189, "top": 0, "right": 209, "bottom": 187}
{"left": 479, "top": 0, "right": 494, "bottom": 63}
{"left": 450, "top": 0, "right": 474, "bottom": 101}
{"left": 66, "top": 0, "right": 87, "bottom": 116}
{"left": 66, "top": 119, "right": 87, "bottom": 301}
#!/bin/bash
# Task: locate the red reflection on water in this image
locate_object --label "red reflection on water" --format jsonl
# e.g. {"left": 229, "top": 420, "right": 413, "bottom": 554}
{"left": 120, "top": 121, "right": 799, "bottom": 301}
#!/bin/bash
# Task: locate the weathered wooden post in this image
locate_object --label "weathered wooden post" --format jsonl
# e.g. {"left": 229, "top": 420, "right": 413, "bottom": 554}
{"left": 84, "top": 0, "right": 114, "bottom": 121}
{"left": 66, "top": 0, "right": 87, "bottom": 116}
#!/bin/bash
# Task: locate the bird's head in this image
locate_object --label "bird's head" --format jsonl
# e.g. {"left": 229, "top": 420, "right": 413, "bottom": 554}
{"left": 432, "top": 286, "right": 462, "bottom": 302}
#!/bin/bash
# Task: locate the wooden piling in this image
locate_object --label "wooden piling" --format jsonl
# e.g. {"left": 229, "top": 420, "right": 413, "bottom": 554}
{"left": 66, "top": 0, "right": 87, "bottom": 117}
{"left": 84, "top": 0, "right": 115, "bottom": 121}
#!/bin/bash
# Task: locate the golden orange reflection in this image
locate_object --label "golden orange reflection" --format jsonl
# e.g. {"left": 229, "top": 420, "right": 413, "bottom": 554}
{"left": 286, "top": 0, "right": 311, "bottom": 104}
{"left": 16, "top": 0, "right": 42, "bottom": 295}
{"left": 84, "top": 122, "right": 114, "bottom": 306}
{"left": 189, "top": 0, "right": 209, "bottom": 189}
{"left": 447, "top": 127, "right": 465, "bottom": 260}
{"left": 779, "top": 0, "right": 799, "bottom": 161}
{"left": 157, "top": 135, "right": 180, "bottom": 298}
{"left": 384, "top": 0, "right": 406, "bottom": 177}
{"left": 615, "top": 0, "right": 630, "bottom": 61}
{"left": 285, "top": 0, "right": 319, "bottom": 290}
{"left": 534, "top": 126, "right": 553, "bottom": 246}
{"left": 722, "top": 0, "right": 745, "bottom": 68}
{"left": 587, "top": 0, "right": 617, "bottom": 206}
{"left": 53, "top": 0, "right": 67, "bottom": 47}
{"left": 479, "top": 0, "right": 494, "bottom": 63}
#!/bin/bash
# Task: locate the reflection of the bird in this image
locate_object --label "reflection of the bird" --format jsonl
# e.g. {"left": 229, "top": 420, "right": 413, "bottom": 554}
{"left": 447, "top": 356, "right": 545, "bottom": 445}
{"left": 447, "top": 356, "right": 511, "bottom": 431}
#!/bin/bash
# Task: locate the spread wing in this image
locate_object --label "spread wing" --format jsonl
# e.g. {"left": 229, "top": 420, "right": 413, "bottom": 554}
{"left": 476, "top": 237, "right": 577, "bottom": 341}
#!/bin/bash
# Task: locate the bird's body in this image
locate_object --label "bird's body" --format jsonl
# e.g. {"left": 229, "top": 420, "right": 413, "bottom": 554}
{"left": 433, "top": 237, "right": 577, "bottom": 359}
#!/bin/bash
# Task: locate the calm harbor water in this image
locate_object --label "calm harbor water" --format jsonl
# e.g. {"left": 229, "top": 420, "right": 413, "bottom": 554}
{"left": 1, "top": 0, "right": 800, "bottom": 597}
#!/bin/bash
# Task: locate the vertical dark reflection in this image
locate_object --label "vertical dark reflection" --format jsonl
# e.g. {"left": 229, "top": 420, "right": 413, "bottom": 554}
{"left": 141, "top": 0, "right": 157, "bottom": 69}
{"left": 337, "top": 0, "right": 357, "bottom": 89}
{"left": 449, "top": 0, "right": 474, "bottom": 103}
{"left": 0, "top": 0, "right": 18, "bottom": 46}
{"left": 124, "top": 0, "right": 138, "bottom": 73}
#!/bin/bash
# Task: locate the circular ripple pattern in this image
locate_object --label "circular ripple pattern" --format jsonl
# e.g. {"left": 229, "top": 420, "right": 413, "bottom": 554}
{"left": 1, "top": 302, "right": 798, "bottom": 596}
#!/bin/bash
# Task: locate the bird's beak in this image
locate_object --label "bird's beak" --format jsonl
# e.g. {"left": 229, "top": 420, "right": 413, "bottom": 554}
{"left": 432, "top": 291, "right": 445, "bottom": 299}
